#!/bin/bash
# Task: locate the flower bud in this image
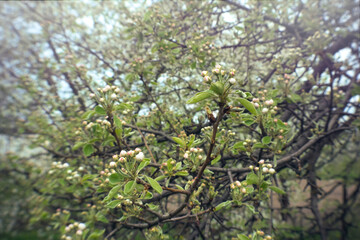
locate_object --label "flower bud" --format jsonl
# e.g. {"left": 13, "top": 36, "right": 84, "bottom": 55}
{"left": 203, "top": 76, "right": 211, "bottom": 82}
{"left": 269, "top": 168, "right": 276, "bottom": 174}
{"left": 135, "top": 152, "right": 144, "bottom": 161}
{"left": 120, "top": 150, "right": 127, "bottom": 157}
{"left": 89, "top": 93, "right": 95, "bottom": 98}
{"left": 262, "top": 108, "right": 269, "bottom": 113}
{"left": 201, "top": 71, "right": 208, "bottom": 76}
{"left": 78, "top": 223, "right": 86, "bottom": 230}
{"left": 259, "top": 159, "right": 265, "bottom": 165}
{"left": 109, "top": 161, "right": 117, "bottom": 168}
{"left": 229, "top": 78, "right": 236, "bottom": 84}
{"left": 262, "top": 167, "right": 269, "bottom": 173}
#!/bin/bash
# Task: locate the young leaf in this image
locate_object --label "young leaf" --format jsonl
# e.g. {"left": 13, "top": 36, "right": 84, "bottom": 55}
{"left": 175, "top": 171, "right": 189, "bottom": 176}
{"left": 106, "top": 185, "right": 122, "bottom": 200}
{"left": 83, "top": 144, "right": 94, "bottom": 156}
{"left": 109, "top": 173, "right": 124, "bottom": 184}
{"left": 245, "top": 204, "right": 256, "bottom": 214}
{"left": 211, "top": 155, "right": 221, "bottom": 165}
{"left": 237, "top": 234, "right": 250, "bottom": 240}
{"left": 155, "top": 175, "right": 166, "bottom": 181}
{"left": 137, "top": 158, "right": 150, "bottom": 174}
{"left": 172, "top": 137, "right": 186, "bottom": 148}
{"left": 186, "top": 90, "right": 216, "bottom": 104}
{"left": 269, "top": 186, "right": 286, "bottom": 195}
{"left": 261, "top": 136, "right": 272, "bottom": 144}
{"left": 210, "top": 81, "right": 224, "bottom": 96}
{"left": 114, "top": 115, "right": 122, "bottom": 128}
{"left": 145, "top": 176, "right": 163, "bottom": 194}
{"left": 252, "top": 143, "right": 268, "bottom": 149}
{"left": 124, "top": 180, "right": 136, "bottom": 194}
{"left": 95, "top": 212, "right": 109, "bottom": 223}
{"left": 88, "top": 229, "right": 105, "bottom": 240}
{"left": 246, "top": 172, "right": 259, "bottom": 185}
{"left": 81, "top": 110, "right": 95, "bottom": 119}
{"left": 239, "top": 98, "right": 257, "bottom": 116}
{"left": 72, "top": 142, "right": 85, "bottom": 151}
{"left": 106, "top": 200, "right": 121, "bottom": 208}
{"left": 215, "top": 200, "right": 232, "bottom": 211}
{"left": 95, "top": 106, "right": 107, "bottom": 115}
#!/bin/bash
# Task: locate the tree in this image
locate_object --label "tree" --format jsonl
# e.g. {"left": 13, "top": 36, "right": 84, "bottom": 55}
{"left": 0, "top": 0, "right": 359, "bottom": 239}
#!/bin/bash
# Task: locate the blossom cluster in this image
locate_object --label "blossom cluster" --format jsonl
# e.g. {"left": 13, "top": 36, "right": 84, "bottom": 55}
{"left": 89, "top": 85, "right": 121, "bottom": 101}
{"left": 183, "top": 147, "right": 204, "bottom": 160}
{"left": 249, "top": 159, "right": 276, "bottom": 174}
{"left": 61, "top": 222, "right": 86, "bottom": 239}
{"left": 200, "top": 64, "right": 236, "bottom": 84}
{"left": 230, "top": 180, "right": 248, "bottom": 194}
{"left": 99, "top": 148, "right": 144, "bottom": 181}
{"left": 248, "top": 230, "right": 273, "bottom": 239}
{"left": 251, "top": 90, "right": 277, "bottom": 114}
{"left": 50, "top": 161, "right": 69, "bottom": 169}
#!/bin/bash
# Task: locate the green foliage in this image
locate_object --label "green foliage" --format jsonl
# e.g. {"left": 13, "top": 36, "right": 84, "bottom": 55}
{"left": 0, "top": 0, "right": 359, "bottom": 239}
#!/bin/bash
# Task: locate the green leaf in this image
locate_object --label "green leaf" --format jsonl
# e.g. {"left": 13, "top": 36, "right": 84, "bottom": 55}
{"left": 83, "top": 144, "right": 94, "bottom": 156}
{"left": 244, "top": 119, "right": 255, "bottom": 126}
{"left": 269, "top": 186, "right": 286, "bottom": 195}
{"left": 88, "top": 229, "right": 105, "bottom": 240}
{"left": 175, "top": 171, "right": 189, "bottom": 176}
{"left": 210, "top": 81, "right": 224, "bottom": 96}
{"left": 252, "top": 143, "right": 268, "bottom": 149}
{"left": 237, "top": 234, "right": 250, "bottom": 240}
{"left": 187, "top": 134, "right": 195, "bottom": 147}
{"left": 175, "top": 184, "right": 184, "bottom": 190}
{"left": 145, "top": 176, "right": 163, "bottom": 194}
{"left": 109, "top": 173, "right": 124, "bottom": 184}
{"left": 81, "top": 110, "right": 95, "bottom": 119}
{"left": 261, "top": 136, "right": 272, "bottom": 144}
{"left": 211, "top": 155, "right": 221, "bottom": 165}
{"left": 233, "top": 141, "right": 246, "bottom": 152}
{"left": 106, "top": 200, "right": 121, "bottom": 208}
{"left": 124, "top": 180, "right": 136, "bottom": 194}
{"left": 246, "top": 172, "right": 259, "bottom": 185}
{"left": 239, "top": 98, "right": 257, "bottom": 115}
{"left": 187, "top": 90, "right": 216, "bottom": 104}
{"left": 215, "top": 200, "right": 232, "bottom": 211}
{"left": 245, "top": 204, "right": 256, "bottom": 214}
{"left": 114, "top": 115, "right": 122, "bottom": 128}
{"left": 155, "top": 175, "right": 166, "bottom": 181}
{"left": 172, "top": 137, "right": 186, "bottom": 148}
{"left": 144, "top": 191, "right": 153, "bottom": 199}
{"left": 115, "top": 128, "right": 122, "bottom": 138}
{"left": 143, "top": 11, "right": 151, "bottom": 22}
{"left": 95, "top": 212, "right": 109, "bottom": 223}
{"left": 137, "top": 158, "right": 150, "bottom": 174}
{"left": 175, "top": 162, "right": 182, "bottom": 170}
{"left": 106, "top": 184, "right": 122, "bottom": 200}
{"left": 95, "top": 106, "right": 107, "bottom": 115}
{"left": 72, "top": 142, "right": 85, "bottom": 151}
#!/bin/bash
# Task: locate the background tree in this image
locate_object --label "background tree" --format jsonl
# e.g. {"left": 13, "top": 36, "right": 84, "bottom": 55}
{"left": 0, "top": 0, "right": 359, "bottom": 239}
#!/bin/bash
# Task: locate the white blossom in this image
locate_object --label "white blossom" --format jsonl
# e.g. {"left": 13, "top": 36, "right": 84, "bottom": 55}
{"left": 135, "top": 152, "right": 144, "bottom": 161}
